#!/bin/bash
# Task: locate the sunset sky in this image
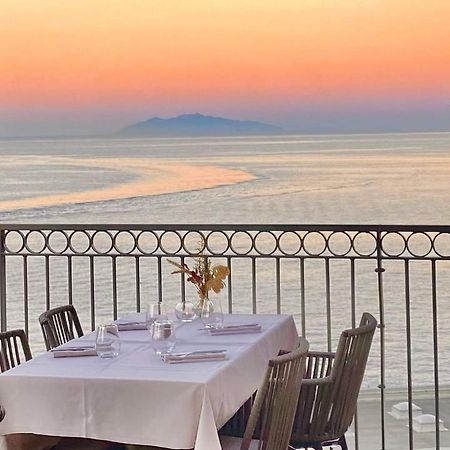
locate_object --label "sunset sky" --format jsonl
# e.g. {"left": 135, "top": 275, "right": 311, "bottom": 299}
{"left": 1, "top": 0, "right": 450, "bottom": 137}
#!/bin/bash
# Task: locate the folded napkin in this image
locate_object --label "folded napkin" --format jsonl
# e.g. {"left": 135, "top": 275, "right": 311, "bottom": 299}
{"left": 208, "top": 324, "right": 262, "bottom": 335}
{"left": 52, "top": 346, "right": 97, "bottom": 358}
{"left": 116, "top": 322, "right": 147, "bottom": 331}
{"left": 162, "top": 350, "right": 227, "bottom": 364}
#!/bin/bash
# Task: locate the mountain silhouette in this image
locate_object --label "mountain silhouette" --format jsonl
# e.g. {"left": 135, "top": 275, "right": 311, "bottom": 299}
{"left": 117, "top": 113, "right": 284, "bottom": 137}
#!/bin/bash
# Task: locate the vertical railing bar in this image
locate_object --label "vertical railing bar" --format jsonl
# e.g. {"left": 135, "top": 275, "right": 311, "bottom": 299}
{"left": 23, "top": 256, "right": 29, "bottom": 337}
{"left": 350, "top": 258, "right": 357, "bottom": 326}
{"left": 276, "top": 257, "right": 281, "bottom": 314}
{"left": 0, "top": 229, "right": 6, "bottom": 331}
{"left": 67, "top": 256, "right": 73, "bottom": 306}
{"left": 404, "top": 259, "right": 414, "bottom": 450}
{"left": 112, "top": 256, "right": 118, "bottom": 321}
{"left": 325, "top": 257, "right": 331, "bottom": 352}
{"left": 300, "top": 258, "right": 306, "bottom": 337}
{"left": 252, "top": 258, "right": 256, "bottom": 314}
{"left": 227, "top": 257, "right": 232, "bottom": 314}
{"left": 376, "top": 228, "right": 386, "bottom": 450}
{"left": 45, "top": 255, "right": 50, "bottom": 311}
{"left": 431, "top": 259, "right": 440, "bottom": 450}
{"left": 135, "top": 256, "right": 141, "bottom": 313}
{"left": 350, "top": 257, "right": 359, "bottom": 450}
{"left": 90, "top": 256, "right": 95, "bottom": 330}
{"left": 180, "top": 256, "right": 186, "bottom": 304}
{"left": 157, "top": 256, "right": 163, "bottom": 303}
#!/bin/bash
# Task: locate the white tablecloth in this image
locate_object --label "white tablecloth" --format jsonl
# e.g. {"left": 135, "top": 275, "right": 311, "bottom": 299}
{"left": 0, "top": 314, "right": 298, "bottom": 450}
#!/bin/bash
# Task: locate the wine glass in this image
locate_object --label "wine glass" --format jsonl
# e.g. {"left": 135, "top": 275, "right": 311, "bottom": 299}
{"left": 95, "top": 324, "right": 120, "bottom": 358}
{"left": 146, "top": 302, "right": 167, "bottom": 331}
{"left": 150, "top": 319, "right": 176, "bottom": 355}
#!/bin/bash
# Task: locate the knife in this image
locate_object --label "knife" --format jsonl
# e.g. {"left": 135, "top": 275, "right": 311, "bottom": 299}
{"left": 169, "top": 349, "right": 226, "bottom": 357}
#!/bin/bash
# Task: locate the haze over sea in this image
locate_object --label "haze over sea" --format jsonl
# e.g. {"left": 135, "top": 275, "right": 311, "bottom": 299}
{"left": 1, "top": 132, "right": 450, "bottom": 390}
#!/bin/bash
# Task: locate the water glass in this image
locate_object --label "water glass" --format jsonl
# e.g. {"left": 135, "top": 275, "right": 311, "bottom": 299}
{"left": 146, "top": 302, "right": 168, "bottom": 330}
{"left": 150, "top": 319, "right": 176, "bottom": 355}
{"left": 96, "top": 324, "right": 120, "bottom": 358}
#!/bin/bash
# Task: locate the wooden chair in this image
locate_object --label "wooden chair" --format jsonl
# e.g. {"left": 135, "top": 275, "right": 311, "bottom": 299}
{"left": 0, "top": 329, "right": 32, "bottom": 372}
{"left": 39, "top": 305, "right": 84, "bottom": 350}
{"left": 220, "top": 338, "right": 309, "bottom": 450}
{"left": 290, "top": 312, "right": 377, "bottom": 450}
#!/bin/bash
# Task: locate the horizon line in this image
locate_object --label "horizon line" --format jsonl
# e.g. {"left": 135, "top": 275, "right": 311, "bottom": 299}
{"left": 1, "top": 129, "right": 450, "bottom": 142}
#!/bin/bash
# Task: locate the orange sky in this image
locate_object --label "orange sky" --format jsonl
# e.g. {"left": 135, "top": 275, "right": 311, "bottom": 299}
{"left": 1, "top": 1, "right": 450, "bottom": 135}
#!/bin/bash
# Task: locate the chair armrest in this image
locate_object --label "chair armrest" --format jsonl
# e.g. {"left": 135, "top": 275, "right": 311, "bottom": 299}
{"left": 307, "top": 351, "right": 336, "bottom": 361}
{"left": 302, "top": 375, "right": 334, "bottom": 386}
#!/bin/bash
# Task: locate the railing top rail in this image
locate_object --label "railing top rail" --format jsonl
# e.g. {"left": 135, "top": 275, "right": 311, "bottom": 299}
{"left": 1, "top": 223, "right": 450, "bottom": 232}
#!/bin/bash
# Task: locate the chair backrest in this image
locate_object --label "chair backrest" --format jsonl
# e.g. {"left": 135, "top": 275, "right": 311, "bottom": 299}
{"left": 39, "top": 305, "right": 84, "bottom": 350}
{"left": 327, "top": 312, "right": 377, "bottom": 437}
{"left": 0, "top": 329, "right": 32, "bottom": 372}
{"left": 241, "top": 338, "right": 309, "bottom": 450}
{"left": 291, "top": 312, "right": 377, "bottom": 445}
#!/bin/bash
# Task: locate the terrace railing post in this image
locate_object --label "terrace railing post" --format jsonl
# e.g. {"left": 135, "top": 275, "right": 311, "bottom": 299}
{"left": 376, "top": 226, "right": 386, "bottom": 450}
{"left": 0, "top": 229, "right": 6, "bottom": 332}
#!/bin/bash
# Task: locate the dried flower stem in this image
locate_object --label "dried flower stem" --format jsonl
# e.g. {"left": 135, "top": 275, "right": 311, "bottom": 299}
{"left": 168, "top": 242, "right": 229, "bottom": 305}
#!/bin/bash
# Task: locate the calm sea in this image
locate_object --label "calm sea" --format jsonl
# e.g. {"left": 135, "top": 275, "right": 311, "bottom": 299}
{"left": 1, "top": 132, "right": 450, "bottom": 390}
{"left": 1, "top": 132, "right": 450, "bottom": 224}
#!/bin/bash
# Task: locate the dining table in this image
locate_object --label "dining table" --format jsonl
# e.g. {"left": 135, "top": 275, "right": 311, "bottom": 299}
{"left": 0, "top": 313, "right": 299, "bottom": 450}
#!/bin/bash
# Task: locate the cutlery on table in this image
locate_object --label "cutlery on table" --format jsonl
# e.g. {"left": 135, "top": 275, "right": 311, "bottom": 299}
{"left": 169, "top": 349, "right": 226, "bottom": 357}
{"left": 162, "top": 350, "right": 227, "bottom": 363}
{"left": 51, "top": 346, "right": 95, "bottom": 352}
{"left": 116, "top": 321, "right": 145, "bottom": 325}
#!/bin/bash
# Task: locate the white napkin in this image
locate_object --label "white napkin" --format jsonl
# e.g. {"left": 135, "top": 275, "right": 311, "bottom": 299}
{"left": 116, "top": 321, "right": 147, "bottom": 331}
{"left": 208, "top": 324, "right": 262, "bottom": 335}
{"left": 52, "top": 346, "right": 97, "bottom": 358}
{"left": 162, "top": 350, "right": 227, "bottom": 364}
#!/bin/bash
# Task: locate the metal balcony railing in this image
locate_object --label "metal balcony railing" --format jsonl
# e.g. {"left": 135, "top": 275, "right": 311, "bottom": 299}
{"left": 1, "top": 223, "right": 450, "bottom": 450}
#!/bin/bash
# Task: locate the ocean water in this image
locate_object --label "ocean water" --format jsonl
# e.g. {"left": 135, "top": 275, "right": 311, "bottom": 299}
{"left": 1, "top": 132, "right": 450, "bottom": 392}
{"left": 1, "top": 132, "right": 450, "bottom": 224}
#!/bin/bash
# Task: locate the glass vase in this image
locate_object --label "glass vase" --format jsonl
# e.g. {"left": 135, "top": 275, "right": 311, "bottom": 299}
{"left": 200, "top": 295, "right": 224, "bottom": 329}
{"left": 174, "top": 300, "right": 197, "bottom": 322}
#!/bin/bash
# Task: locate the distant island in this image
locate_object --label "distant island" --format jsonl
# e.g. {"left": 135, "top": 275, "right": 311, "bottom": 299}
{"left": 116, "top": 113, "right": 284, "bottom": 137}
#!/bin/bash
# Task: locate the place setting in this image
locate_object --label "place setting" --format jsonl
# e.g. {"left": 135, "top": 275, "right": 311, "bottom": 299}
{"left": 50, "top": 323, "right": 120, "bottom": 359}
{"left": 145, "top": 304, "right": 229, "bottom": 364}
{"left": 51, "top": 344, "right": 97, "bottom": 358}
{"left": 114, "top": 302, "right": 167, "bottom": 331}
{"left": 197, "top": 307, "right": 262, "bottom": 336}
